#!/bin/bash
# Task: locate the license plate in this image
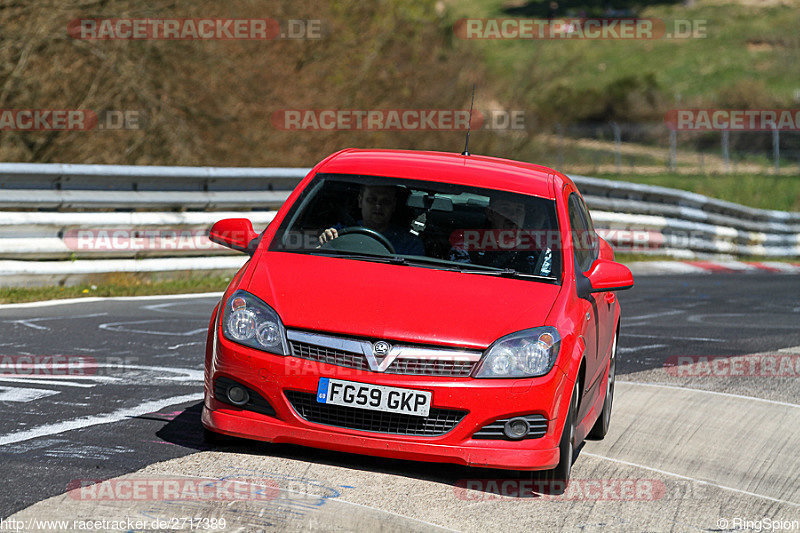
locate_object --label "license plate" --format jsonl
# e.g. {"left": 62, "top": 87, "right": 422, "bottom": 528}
{"left": 316, "top": 378, "right": 432, "bottom": 417}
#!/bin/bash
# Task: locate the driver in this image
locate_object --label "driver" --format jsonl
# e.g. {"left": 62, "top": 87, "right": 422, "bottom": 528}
{"left": 318, "top": 184, "right": 425, "bottom": 256}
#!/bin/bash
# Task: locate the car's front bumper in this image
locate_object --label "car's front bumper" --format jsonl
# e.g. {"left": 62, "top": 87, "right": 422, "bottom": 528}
{"left": 203, "top": 335, "right": 572, "bottom": 471}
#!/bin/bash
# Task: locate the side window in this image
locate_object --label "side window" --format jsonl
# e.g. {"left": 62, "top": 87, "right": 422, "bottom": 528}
{"left": 568, "top": 193, "right": 593, "bottom": 272}
{"left": 576, "top": 195, "right": 599, "bottom": 262}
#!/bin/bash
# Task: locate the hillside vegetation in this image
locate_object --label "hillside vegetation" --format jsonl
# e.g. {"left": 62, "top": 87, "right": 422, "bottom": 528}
{"left": 0, "top": 0, "right": 491, "bottom": 166}
{"left": 0, "top": 0, "right": 798, "bottom": 210}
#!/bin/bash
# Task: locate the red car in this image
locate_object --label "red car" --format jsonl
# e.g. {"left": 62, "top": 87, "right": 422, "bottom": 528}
{"left": 203, "top": 149, "right": 633, "bottom": 486}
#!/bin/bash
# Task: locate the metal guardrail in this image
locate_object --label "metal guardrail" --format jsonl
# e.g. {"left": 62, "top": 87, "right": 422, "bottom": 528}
{"left": 573, "top": 175, "right": 800, "bottom": 227}
{"left": 0, "top": 163, "right": 798, "bottom": 284}
{"left": 0, "top": 163, "right": 302, "bottom": 210}
{"left": 571, "top": 175, "right": 800, "bottom": 257}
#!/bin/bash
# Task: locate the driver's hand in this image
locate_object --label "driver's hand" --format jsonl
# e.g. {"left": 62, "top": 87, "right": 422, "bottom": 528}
{"left": 318, "top": 228, "right": 339, "bottom": 245}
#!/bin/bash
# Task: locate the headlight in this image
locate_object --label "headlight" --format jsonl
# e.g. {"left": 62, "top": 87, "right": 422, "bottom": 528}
{"left": 221, "top": 290, "right": 288, "bottom": 355}
{"left": 473, "top": 327, "right": 561, "bottom": 378}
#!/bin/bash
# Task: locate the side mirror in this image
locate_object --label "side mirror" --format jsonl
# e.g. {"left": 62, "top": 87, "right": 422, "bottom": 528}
{"left": 209, "top": 218, "right": 259, "bottom": 255}
{"left": 586, "top": 259, "right": 634, "bottom": 293}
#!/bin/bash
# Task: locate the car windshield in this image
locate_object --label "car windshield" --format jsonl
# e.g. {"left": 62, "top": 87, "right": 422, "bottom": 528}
{"left": 268, "top": 173, "right": 562, "bottom": 281}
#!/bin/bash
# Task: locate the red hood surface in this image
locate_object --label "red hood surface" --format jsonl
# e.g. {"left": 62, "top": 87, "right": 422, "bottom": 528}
{"left": 246, "top": 252, "right": 561, "bottom": 349}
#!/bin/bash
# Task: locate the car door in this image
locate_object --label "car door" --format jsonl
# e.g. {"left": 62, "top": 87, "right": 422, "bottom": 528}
{"left": 576, "top": 195, "right": 616, "bottom": 364}
{"left": 567, "top": 193, "right": 602, "bottom": 402}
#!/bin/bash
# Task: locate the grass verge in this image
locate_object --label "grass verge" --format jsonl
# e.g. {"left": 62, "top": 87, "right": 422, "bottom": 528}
{"left": 0, "top": 272, "right": 232, "bottom": 304}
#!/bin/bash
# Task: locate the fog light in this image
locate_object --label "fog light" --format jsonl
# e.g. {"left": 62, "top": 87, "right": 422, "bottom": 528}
{"left": 504, "top": 418, "right": 530, "bottom": 440}
{"left": 226, "top": 384, "right": 250, "bottom": 406}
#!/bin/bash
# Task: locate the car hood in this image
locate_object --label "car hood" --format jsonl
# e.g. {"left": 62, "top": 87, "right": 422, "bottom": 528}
{"left": 247, "top": 252, "right": 562, "bottom": 349}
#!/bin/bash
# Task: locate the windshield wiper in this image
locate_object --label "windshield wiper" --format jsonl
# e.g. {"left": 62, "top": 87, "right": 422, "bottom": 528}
{"left": 307, "top": 252, "right": 468, "bottom": 271}
{"left": 306, "top": 250, "right": 408, "bottom": 265}
{"left": 392, "top": 256, "right": 462, "bottom": 270}
{"left": 395, "top": 255, "right": 555, "bottom": 279}
{"left": 456, "top": 265, "right": 557, "bottom": 281}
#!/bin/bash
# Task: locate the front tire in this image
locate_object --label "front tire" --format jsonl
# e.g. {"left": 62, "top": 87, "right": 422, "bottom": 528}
{"left": 588, "top": 330, "right": 617, "bottom": 440}
{"left": 536, "top": 379, "right": 579, "bottom": 494}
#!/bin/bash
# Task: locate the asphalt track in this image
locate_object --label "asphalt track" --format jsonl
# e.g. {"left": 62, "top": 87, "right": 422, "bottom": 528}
{"left": 1, "top": 272, "right": 798, "bottom": 531}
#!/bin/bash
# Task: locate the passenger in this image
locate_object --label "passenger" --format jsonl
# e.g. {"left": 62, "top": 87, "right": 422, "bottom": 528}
{"left": 449, "top": 194, "right": 552, "bottom": 276}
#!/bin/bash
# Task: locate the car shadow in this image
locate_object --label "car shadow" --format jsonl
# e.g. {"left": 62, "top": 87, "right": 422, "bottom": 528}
{"left": 156, "top": 402, "right": 580, "bottom": 497}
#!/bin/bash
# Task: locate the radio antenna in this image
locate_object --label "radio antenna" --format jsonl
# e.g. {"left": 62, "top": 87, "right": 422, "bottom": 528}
{"left": 462, "top": 83, "right": 476, "bottom": 156}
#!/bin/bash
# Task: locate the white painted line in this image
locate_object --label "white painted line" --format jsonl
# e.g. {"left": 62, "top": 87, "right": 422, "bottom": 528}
{"left": 626, "top": 261, "right": 709, "bottom": 275}
{"left": 0, "top": 292, "right": 223, "bottom": 310}
{"left": 106, "top": 364, "right": 204, "bottom": 382}
{"left": 583, "top": 452, "right": 800, "bottom": 508}
{"left": 98, "top": 320, "right": 207, "bottom": 337}
{"left": 759, "top": 262, "right": 800, "bottom": 273}
{"left": 0, "top": 386, "right": 59, "bottom": 402}
{"left": 0, "top": 374, "right": 121, "bottom": 382}
{"left": 0, "top": 364, "right": 202, "bottom": 386}
{"left": 0, "top": 393, "right": 202, "bottom": 447}
{"left": 617, "top": 380, "right": 800, "bottom": 409}
{"left": 167, "top": 342, "right": 204, "bottom": 350}
{"left": 142, "top": 301, "right": 207, "bottom": 316}
{"left": 2, "top": 313, "right": 108, "bottom": 331}
{"left": 686, "top": 313, "right": 800, "bottom": 330}
{"left": 4, "top": 319, "right": 49, "bottom": 331}
{"left": 624, "top": 309, "right": 683, "bottom": 321}
{"left": 617, "top": 344, "right": 667, "bottom": 354}
{"left": 624, "top": 333, "right": 725, "bottom": 342}
{"left": 712, "top": 261, "right": 755, "bottom": 271}
{"left": 0, "top": 376, "right": 95, "bottom": 388}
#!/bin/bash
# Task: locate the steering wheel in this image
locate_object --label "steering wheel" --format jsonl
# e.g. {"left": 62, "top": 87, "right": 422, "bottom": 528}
{"left": 335, "top": 226, "right": 396, "bottom": 254}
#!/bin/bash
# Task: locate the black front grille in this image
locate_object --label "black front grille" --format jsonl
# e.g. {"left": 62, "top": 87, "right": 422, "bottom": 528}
{"left": 214, "top": 377, "right": 276, "bottom": 417}
{"left": 472, "top": 414, "right": 548, "bottom": 440}
{"left": 290, "top": 341, "right": 369, "bottom": 370}
{"left": 387, "top": 359, "right": 475, "bottom": 377}
{"left": 285, "top": 390, "right": 466, "bottom": 437}
{"left": 289, "top": 340, "right": 475, "bottom": 377}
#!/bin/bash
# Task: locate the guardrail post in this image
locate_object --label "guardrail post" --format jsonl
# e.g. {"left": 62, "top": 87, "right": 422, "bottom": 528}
{"left": 669, "top": 130, "right": 677, "bottom": 172}
{"left": 772, "top": 128, "right": 780, "bottom": 172}
{"left": 722, "top": 130, "right": 730, "bottom": 173}
{"left": 611, "top": 122, "right": 622, "bottom": 174}
{"left": 556, "top": 123, "right": 564, "bottom": 169}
